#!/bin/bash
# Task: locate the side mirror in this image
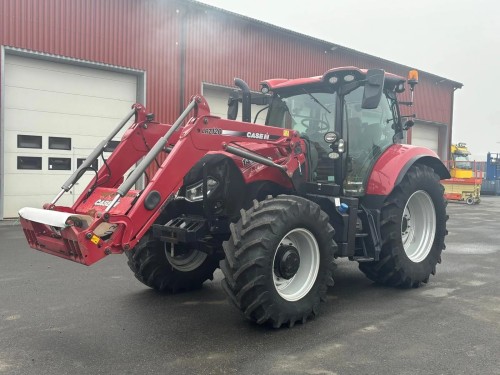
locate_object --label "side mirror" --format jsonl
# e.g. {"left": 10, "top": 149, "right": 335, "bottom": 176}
{"left": 403, "top": 119, "right": 414, "bottom": 130}
{"left": 362, "top": 69, "right": 385, "bottom": 109}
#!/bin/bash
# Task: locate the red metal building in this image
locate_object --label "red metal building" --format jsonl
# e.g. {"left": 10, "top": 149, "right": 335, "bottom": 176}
{"left": 0, "top": 0, "right": 462, "bottom": 218}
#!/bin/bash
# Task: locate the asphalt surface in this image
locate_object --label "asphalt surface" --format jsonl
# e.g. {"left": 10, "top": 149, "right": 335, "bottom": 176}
{"left": 1, "top": 197, "right": 499, "bottom": 375}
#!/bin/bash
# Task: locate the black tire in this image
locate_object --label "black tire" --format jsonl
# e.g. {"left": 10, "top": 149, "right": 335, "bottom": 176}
{"left": 126, "top": 232, "right": 219, "bottom": 293}
{"left": 359, "top": 164, "right": 448, "bottom": 288}
{"left": 220, "top": 195, "right": 337, "bottom": 328}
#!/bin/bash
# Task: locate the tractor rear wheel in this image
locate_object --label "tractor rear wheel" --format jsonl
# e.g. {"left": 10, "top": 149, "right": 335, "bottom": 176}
{"left": 220, "top": 195, "right": 337, "bottom": 328}
{"left": 359, "top": 164, "right": 447, "bottom": 288}
{"left": 126, "top": 233, "right": 219, "bottom": 293}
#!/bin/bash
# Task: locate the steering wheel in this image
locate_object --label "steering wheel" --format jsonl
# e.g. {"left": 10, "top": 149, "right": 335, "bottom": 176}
{"left": 300, "top": 118, "right": 330, "bottom": 132}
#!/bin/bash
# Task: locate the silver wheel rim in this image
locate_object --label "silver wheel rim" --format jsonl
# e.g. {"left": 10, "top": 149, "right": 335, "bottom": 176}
{"left": 401, "top": 190, "right": 436, "bottom": 263}
{"left": 165, "top": 247, "right": 207, "bottom": 272}
{"left": 272, "top": 228, "right": 320, "bottom": 302}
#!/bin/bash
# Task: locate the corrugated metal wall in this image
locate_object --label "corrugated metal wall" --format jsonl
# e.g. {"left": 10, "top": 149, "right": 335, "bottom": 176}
{"left": 1, "top": 0, "right": 455, "bottom": 127}
{"left": 0, "top": 0, "right": 181, "bottom": 122}
{"left": 180, "top": 5, "right": 455, "bottom": 126}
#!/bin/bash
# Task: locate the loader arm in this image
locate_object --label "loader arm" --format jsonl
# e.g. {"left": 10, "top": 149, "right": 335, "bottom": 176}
{"left": 19, "top": 96, "right": 305, "bottom": 265}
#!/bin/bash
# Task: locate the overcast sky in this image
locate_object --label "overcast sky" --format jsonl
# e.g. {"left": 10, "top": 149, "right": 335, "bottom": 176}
{"left": 197, "top": 0, "right": 499, "bottom": 160}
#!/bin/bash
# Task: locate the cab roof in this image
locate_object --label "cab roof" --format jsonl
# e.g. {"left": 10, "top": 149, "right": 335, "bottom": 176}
{"left": 261, "top": 67, "right": 406, "bottom": 91}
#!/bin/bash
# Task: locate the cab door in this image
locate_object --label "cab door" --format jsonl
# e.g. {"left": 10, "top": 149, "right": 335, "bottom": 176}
{"left": 341, "top": 87, "right": 396, "bottom": 196}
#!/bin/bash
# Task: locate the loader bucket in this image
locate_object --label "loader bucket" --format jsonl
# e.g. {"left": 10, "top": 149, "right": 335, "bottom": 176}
{"left": 19, "top": 207, "right": 114, "bottom": 265}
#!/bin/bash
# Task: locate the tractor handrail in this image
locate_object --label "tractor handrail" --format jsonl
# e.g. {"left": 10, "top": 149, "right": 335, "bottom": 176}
{"left": 105, "top": 99, "right": 197, "bottom": 212}
{"left": 50, "top": 108, "right": 136, "bottom": 205}
{"left": 52, "top": 108, "right": 136, "bottom": 201}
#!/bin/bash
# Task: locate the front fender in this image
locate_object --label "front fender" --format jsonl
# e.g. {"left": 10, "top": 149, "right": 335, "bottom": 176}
{"left": 366, "top": 144, "right": 450, "bottom": 196}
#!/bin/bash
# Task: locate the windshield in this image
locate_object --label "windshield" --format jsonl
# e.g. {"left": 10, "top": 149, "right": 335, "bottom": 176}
{"left": 265, "top": 86, "right": 398, "bottom": 192}
{"left": 266, "top": 91, "right": 337, "bottom": 182}
{"left": 454, "top": 154, "right": 472, "bottom": 169}
{"left": 267, "top": 91, "right": 336, "bottom": 134}
{"left": 268, "top": 91, "right": 336, "bottom": 145}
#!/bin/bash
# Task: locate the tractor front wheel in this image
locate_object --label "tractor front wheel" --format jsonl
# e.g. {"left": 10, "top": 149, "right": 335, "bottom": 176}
{"left": 126, "top": 234, "right": 219, "bottom": 293}
{"left": 359, "top": 164, "right": 447, "bottom": 288}
{"left": 220, "top": 195, "right": 337, "bottom": 328}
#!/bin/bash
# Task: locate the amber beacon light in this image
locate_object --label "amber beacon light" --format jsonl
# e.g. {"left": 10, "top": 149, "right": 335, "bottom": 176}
{"left": 407, "top": 70, "right": 419, "bottom": 89}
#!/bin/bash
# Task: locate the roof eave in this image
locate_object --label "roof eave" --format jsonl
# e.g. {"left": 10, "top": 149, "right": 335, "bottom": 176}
{"left": 187, "top": 0, "right": 464, "bottom": 89}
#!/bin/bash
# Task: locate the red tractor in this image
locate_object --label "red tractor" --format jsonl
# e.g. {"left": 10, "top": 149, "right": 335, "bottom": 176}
{"left": 19, "top": 67, "right": 449, "bottom": 328}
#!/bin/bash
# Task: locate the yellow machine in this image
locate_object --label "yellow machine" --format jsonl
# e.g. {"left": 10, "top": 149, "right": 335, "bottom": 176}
{"left": 443, "top": 143, "right": 481, "bottom": 204}
{"left": 450, "top": 143, "right": 473, "bottom": 178}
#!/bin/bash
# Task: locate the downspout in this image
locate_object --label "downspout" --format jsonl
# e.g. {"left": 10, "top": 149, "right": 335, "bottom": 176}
{"left": 0, "top": 46, "right": 5, "bottom": 220}
{"left": 179, "top": 7, "right": 187, "bottom": 116}
{"left": 449, "top": 85, "right": 461, "bottom": 161}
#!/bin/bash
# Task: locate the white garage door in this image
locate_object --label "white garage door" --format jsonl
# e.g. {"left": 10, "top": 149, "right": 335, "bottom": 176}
{"left": 203, "top": 84, "right": 268, "bottom": 124}
{"left": 411, "top": 123, "right": 439, "bottom": 155}
{"left": 2, "top": 54, "right": 138, "bottom": 218}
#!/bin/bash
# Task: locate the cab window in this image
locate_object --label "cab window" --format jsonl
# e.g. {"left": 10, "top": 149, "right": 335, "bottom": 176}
{"left": 343, "top": 87, "right": 395, "bottom": 195}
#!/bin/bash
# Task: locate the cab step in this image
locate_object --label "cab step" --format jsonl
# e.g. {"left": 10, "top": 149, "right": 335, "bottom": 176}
{"left": 350, "top": 256, "right": 375, "bottom": 262}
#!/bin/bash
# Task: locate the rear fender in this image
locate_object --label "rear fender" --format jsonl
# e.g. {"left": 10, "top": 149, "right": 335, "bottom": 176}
{"left": 366, "top": 144, "right": 450, "bottom": 196}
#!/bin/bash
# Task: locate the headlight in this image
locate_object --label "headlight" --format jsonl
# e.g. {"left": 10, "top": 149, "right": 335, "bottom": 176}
{"left": 324, "top": 131, "right": 338, "bottom": 143}
{"left": 185, "top": 178, "right": 219, "bottom": 202}
{"left": 343, "top": 74, "right": 354, "bottom": 82}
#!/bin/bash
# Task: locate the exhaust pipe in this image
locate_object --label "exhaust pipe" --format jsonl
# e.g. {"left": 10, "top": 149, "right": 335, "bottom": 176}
{"left": 234, "top": 78, "right": 251, "bottom": 123}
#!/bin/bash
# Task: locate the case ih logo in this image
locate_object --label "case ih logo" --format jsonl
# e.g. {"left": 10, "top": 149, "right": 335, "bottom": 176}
{"left": 94, "top": 199, "right": 120, "bottom": 207}
{"left": 246, "top": 132, "right": 270, "bottom": 140}
{"left": 220, "top": 130, "right": 280, "bottom": 140}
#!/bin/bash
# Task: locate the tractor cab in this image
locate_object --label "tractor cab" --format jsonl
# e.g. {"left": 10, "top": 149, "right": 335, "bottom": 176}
{"left": 261, "top": 68, "right": 407, "bottom": 196}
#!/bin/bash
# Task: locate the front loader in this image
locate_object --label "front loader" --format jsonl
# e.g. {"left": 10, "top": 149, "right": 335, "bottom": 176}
{"left": 19, "top": 67, "right": 449, "bottom": 328}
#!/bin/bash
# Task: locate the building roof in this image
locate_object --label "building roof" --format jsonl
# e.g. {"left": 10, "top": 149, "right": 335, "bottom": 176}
{"left": 188, "top": 0, "right": 463, "bottom": 89}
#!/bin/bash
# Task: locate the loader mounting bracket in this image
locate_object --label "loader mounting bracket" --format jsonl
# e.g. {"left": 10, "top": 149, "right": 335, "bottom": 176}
{"left": 153, "top": 216, "right": 208, "bottom": 244}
